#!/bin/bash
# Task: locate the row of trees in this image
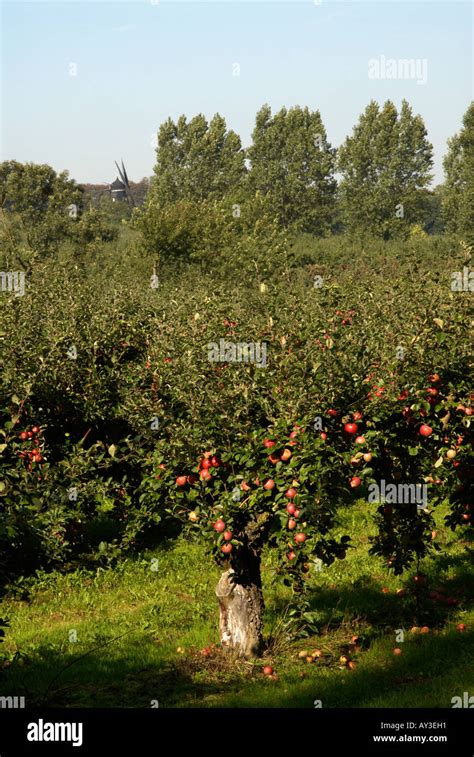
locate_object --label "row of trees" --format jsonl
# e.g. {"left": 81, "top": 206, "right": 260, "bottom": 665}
{"left": 146, "top": 99, "right": 473, "bottom": 240}
{"left": 0, "top": 100, "right": 471, "bottom": 267}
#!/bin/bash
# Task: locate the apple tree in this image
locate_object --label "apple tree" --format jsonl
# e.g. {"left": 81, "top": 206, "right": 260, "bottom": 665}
{"left": 139, "top": 376, "right": 471, "bottom": 657}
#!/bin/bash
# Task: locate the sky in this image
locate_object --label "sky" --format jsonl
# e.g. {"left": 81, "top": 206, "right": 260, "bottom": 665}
{"left": 1, "top": 0, "right": 472, "bottom": 185}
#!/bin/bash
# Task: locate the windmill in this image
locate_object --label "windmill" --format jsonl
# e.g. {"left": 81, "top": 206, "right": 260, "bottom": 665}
{"left": 111, "top": 160, "right": 135, "bottom": 207}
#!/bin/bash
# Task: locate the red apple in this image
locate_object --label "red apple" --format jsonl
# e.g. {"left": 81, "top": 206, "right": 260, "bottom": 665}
{"left": 223, "top": 530, "right": 233, "bottom": 541}
{"left": 263, "top": 479, "right": 275, "bottom": 490}
{"left": 293, "top": 509, "right": 300, "bottom": 518}
{"left": 327, "top": 409, "right": 338, "bottom": 418}
{"left": 200, "top": 459, "right": 212, "bottom": 470}
{"left": 268, "top": 454, "right": 280, "bottom": 464}
{"left": 353, "top": 411, "right": 363, "bottom": 421}
{"left": 200, "top": 469, "right": 212, "bottom": 481}
{"left": 221, "top": 543, "right": 233, "bottom": 554}
{"left": 286, "top": 503, "right": 296, "bottom": 515}
{"left": 210, "top": 455, "right": 220, "bottom": 467}
{"left": 320, "top": 432, "right": 327, "bottom": 441}
{"left": 457, "top": 623, "right": 466, "bottom": 632}
{"left": 176, "top": 476, "right": 187, "bottom": 486}
{"left": 393, "top": 648, "right": 402, "bottom": 656}
{"left": 344, "top": 423, "right": 358, "bottom": 434}
{"left": 213, "top": 519, "right": 226, "bottom": 533}
{"left": 285, "top": 487, "right": 297, "bottom": 499}
{"left": 350, "top": 477, "right": 361, "bottom": 488}
{"left": 19, "top": 432, "right": 28, "bottom": 441}
{"left": 263, "top": 665, "right": 273, "bottom": 676}
{"left": 295, "top": 533, "right": 306, "bottom": 544}
{"left": 419, "top": 424, "right": 433, "bottom": 437}
{"left": 355, "top": 435, "right": 365, "bottom": 444}
{"left": 287, "top": 519, "right": 297, "bottom": 530}
{"left": 363, "top": 452, "right": 372, "bottom": 463}
{"left": 280, "top": 449, "right": 292, "bottom": 461}
{"left": 241, "top": 481, "right": 251, "bottom": 491}
{"left": 287, "top": 551, "right": 296, "bottom": 561}
{"left": 263, "top": 439, "right": 276, "bottom": 448}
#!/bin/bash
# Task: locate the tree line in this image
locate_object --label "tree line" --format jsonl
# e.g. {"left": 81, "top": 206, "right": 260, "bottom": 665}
{"left": 148, "top": 99, "right": 473, "bottom": 240}
{"left": 0, "top": 99, "right": 472, "bottom": 268}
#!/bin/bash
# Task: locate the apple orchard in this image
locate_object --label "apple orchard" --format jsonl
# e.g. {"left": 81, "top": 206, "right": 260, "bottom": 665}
{"left": 161, "top": 373, "right": 472, "bottom": 657}
{"left": 1, "top": 101, "right": 473, "bottom": 666}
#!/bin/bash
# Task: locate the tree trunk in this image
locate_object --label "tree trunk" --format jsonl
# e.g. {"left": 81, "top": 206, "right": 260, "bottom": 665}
{"left": 215, "top": 549, "right": 264, "bottom": 658}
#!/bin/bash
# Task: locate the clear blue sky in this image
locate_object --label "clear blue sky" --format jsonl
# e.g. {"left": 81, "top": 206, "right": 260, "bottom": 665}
{"left": 1, "top": 0, "right": 472, "bottom": 185}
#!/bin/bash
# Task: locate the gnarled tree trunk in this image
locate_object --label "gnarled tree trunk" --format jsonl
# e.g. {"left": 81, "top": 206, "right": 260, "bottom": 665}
{"left": 215, "top": 548, "right": 264, "bottom": 657}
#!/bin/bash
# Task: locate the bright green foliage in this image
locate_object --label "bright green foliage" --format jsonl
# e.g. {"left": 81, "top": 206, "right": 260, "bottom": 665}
{"left": 0, "top": 161, "right": 84, "bottom": 264}
{"left": 442, "top": 102, "right": 474, "bottom": 239}
{"left": 149, "top": 113, "right": 246, "bottom": 207}
{"left": 337, "top": 100, "right": 433, "bottom": 238}
{"left": 132, "top": 188, "right": 286, "bottom": 273}
{"left": 247, "top": 105, "right": 336, "bottom": 234}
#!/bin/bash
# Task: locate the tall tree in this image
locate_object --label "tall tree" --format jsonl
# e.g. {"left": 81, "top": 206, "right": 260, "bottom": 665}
{"left": 442, "top": 102, "right": 474, "bottom": 238}
{"left": 337, "top": 100, "right": 433, "bottom": 238}
{"left": 246, "top": 105, "right": 336, "bottom": 235}
{"left": 149, "top": 113, "right": 246, "bottom": 206}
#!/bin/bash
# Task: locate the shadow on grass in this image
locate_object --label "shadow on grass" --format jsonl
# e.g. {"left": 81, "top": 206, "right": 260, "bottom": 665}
{"left": 0, "top": 550, "right": 471, "bottom": 709}
{"left": 266, "top": 548, "right": 474, "bottom": 636}
{"left": 0, "top": 627, "right": 472, "bottom": 709}
{"left": 0, "top": 640, "right": 251, "bottom": 708}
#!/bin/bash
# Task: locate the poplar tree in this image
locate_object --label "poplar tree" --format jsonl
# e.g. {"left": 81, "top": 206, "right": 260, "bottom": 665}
{"left": 149, "top": 113, "right": 246, "bottom": 206}
{"left": 337, "top": 100, "right": 433, "bottom": 238}
{"left": 246, "top": 104, "right": 336, "bottom": 235}
{"left": 442, "top": 102, "right": 474, "bottom": 239}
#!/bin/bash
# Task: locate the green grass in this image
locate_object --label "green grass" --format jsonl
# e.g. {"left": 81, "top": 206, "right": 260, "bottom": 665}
{"left": 1, "top": 501, "right": 472, "bottom": 708}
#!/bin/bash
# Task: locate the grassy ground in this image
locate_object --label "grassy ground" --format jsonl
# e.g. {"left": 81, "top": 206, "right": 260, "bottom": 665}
{"left": 0, "top": 501, "right": 472, "bottom": 708}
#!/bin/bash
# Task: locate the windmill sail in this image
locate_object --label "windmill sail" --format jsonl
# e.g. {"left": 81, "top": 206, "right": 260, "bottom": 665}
{"left": 114, "top": 160, "right": 135, "bottom": 207}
